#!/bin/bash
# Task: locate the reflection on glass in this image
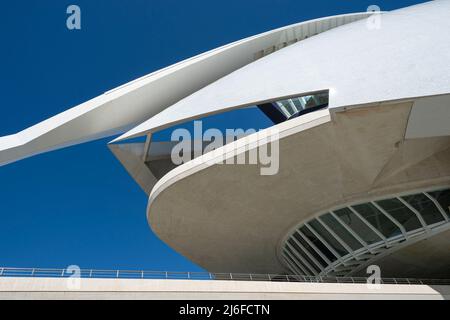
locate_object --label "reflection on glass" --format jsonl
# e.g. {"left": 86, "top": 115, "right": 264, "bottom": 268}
{"left": 309, "top": 220, "right": 348, "bottom": 256}
{"left": 427, "top": 190, "right": 450, "bottom": 218}
{"left": 293, "top": 232, "right": 327, "bottom": 268}
{"left": 300, "top": 226, "right": 337, "bottom": 262}
{"left": 402, "top": 194, "right": 445, "bottom": 225}
{"left": 376, "top": 198, "right": 422, "bottom": 232}
{"left": 352, "top": 203, "right": 401, "bottom": 238}
{"left": 334, "top": 208, "right": 382, "bottom": 245}
{"left": 321, "top": 213, "right": 363, "bottom": 250}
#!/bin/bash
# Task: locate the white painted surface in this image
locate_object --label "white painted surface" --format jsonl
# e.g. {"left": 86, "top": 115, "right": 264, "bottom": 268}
{"left": 0, "top": 277, "right": 448, "bottom": 300}
{"left": 406, "top": 94, "right": 450, "bottom": 139}
{"left": 117, "top": 0, "right": 450, "bottom": 140}
{"left": 0, "top": 12, "right": 370, "bottom": 166}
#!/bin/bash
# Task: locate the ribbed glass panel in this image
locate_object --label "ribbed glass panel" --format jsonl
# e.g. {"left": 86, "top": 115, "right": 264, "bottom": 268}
{"left": 300, "top": 226, "right": 337, "bottom": 262}
{"left": 402, "top": 194, "right": 445, "bottom": 225}
{"left": 376, "top": 198, "right": 422, "bottom": 232}
{"left": 288, "top": 239, "right": 319, "bottom": 274}
{"left": 284, "top": 247, "right": 310, "bottom": 275}
{"left": 428, "top": 190, "right": 450, "bottom": 218}
{"left": 269, "top": 92, "right": 329, "bottom": 120}
{"left": 334, "top": 208, "right": 382, "bottom": 245}
{"left": 292, "top": 232, "right": 327, "bottom": 268}
{"left": 352, "top": 203, "right": 401, "bottom": 238}
{"left": 282, "top": 187, "right": 450, "bottom": 277}
{"left": 321, "top": 213, "right": 363, "bottom": 250}
{"left": 309, "top": 220, "right": 348, "bottom": 256}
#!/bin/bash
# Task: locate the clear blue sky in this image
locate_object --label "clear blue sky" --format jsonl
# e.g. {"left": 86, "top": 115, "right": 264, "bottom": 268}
{"left": 0, "top": 0, "right": 426, "bottom": 271}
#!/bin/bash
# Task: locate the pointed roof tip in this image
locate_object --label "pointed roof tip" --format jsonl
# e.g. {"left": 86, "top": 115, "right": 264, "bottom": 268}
{"left": 109, "top": 132, "right": 138, "bottom": 144}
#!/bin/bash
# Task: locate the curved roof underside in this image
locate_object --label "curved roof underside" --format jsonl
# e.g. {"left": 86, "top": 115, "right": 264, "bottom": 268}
{"left": 0, "top": 12, "right": 371, "bottom": 166}
{"left": 147, "top": 95, "right": 450, "bottom": 274}
{"left": 116, "top": 0, "right": 450, "bottom": 141}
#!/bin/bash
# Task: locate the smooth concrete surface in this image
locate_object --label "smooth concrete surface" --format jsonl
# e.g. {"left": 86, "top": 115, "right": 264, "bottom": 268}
{"left": 148, "top": 99, "right": 450, "bottom": 275}
{"left": 1, "top": 278, "right": 449, "bottom": 300}
{"left": 406, "top": 94, "right": 450, "bottom": 139}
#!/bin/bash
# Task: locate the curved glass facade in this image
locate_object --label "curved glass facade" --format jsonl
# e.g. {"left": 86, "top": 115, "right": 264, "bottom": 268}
{"left": 282, "top": 188, "right": 450, "bottom": 277}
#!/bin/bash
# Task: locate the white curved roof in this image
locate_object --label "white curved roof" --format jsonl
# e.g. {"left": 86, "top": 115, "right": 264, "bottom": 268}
{"left": 116, "top": 0, "right": 450, "bottom": 141}
{"left": 0, "top": 12, "right": 371, "bottom": 166}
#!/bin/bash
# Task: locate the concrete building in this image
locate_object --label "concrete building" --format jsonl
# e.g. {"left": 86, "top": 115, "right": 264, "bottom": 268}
{"left": 0, "top": 0, "right": 449, "bottom": 294}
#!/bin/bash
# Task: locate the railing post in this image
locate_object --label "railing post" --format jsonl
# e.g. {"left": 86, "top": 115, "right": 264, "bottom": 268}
{"left": 165, "top": 271, "right": 168, "bottom": 279}
{"left": 90, "top": 270, "right": 93, "bottom": 278}
{"left": 249, "top": 274, "right": 253, "bottom": 281}
{"left": 141, "top": 271, "right": 144, "bottom": 279}
{"left": 209, "top": 273, "right": 213, "bottom": 280}
{"left": 116, "top": 270, "right": 120, "bottom": 278}
{"left": 230, "top": 273, "right": 233, "bottom": 280}
{"left": 268, "top": 274, "right": 272, "bottom": 281}
{"left": 286, "top": 275, "right": 289, "bottom": 282}
{"left": 31, "top": 269, "right": 35, "bottom": 276}
{"left": 0, "top": 268, "right": 3, "bottom": 277}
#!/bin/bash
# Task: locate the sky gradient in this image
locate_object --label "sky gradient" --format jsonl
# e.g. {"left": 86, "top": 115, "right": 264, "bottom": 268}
{"left": 0, "top": 0, "right": 426, "bottom": 271}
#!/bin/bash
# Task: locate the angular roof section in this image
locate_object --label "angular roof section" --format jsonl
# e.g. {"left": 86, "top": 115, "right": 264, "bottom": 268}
{"left": 115, "top": 0, "right": 450, "bottom": 142}
{"left": 0, "top": 11, "right": 371, "bottom": 166}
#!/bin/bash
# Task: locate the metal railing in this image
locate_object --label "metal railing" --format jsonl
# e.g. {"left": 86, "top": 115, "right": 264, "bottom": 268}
{"left": 0, "top": 267, "right": 449, "bottom": 285}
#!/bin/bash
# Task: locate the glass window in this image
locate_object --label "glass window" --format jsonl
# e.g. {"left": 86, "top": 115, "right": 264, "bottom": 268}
{"left": 300, "top": 226, "right": 337, "bottom": 262}
{"left": 288, "top": 239, "right": 319, "bottom": 274}
{"left": 402, "top": 193, "right": 445, "bottom": 225}
{"left": 334, "top": 208, "right": 382, "bottom": 245}
{"left": 352, "top": 203, "right": 401, "bottom": 238}
{"left": 260, "top": 91, "right": 329, "bottom": 123}
{"left": 427, "top": 189, "right": 450, "bottom": 218}
{"left": 284, "top": 247, "right": 307, "bottom": 274}
{"left": 275, "top": 101, "right": 295, "bottom": 118}
{"left": 290, "top": 98, "right": 305, "bottom": 111}
{"left": 308, "top": 220, "right": 348, "bottom": 257}
{"left": 283, "top": 253, "right": 300, "bottom": 274}
{"left": 315, "top": 92, "right": 329, "bottom": 105}
{"left": 303, "top": 95, "right": 317, "bottom": 108}
{"left": 293, "top": 232, "right": 327, "bottom": 268}
{"left": 321, "top": 213, "right": 363, "bottom": 251}
{"left": 376, "top": 198, "right": 422, "bottom": 232}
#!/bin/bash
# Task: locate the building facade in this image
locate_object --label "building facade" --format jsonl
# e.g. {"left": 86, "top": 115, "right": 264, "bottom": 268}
{"left": 1, "top": 1, "right": 449, "bottom": 279}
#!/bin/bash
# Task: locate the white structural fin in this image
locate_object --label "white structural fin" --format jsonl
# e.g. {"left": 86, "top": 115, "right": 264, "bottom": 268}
{"left": 114, "top": 0, "right": 450, "bottom": 142}
{"left": 0, "top": 12, "right": 372, "bottom": 166}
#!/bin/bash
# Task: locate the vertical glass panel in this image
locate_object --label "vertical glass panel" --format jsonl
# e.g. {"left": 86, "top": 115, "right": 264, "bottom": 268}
{"left": 293, "top": 232, "right": 327, "bottom": 268}
{"left": 291, "top": 98, "right": 305, "bottom": 111}
{"left": 334, "top": 208, "right": 382, "bottom": 245}
{"left": 376, "top": 198, "right": 422, "bottom": 232}
{"left": 276, "top": 101, "right": 296, "bottom": 117}
{"left": 402, "top": 193, "right": 445, "bottom": 225}
{"left": 308, "top": 220, "right": 348, "bottom": 257}
{"left": 300, "top": 226, "right": 337, "bottom": 262}
{"left": 427, "top": 189, "right": 450, "bottom": 218}
{"left": 352, "top": 203, "right": 401, "bottom": 238}
{"left": 321, "top": 213, "right": 363, "bottom": 251}
{"left": 288, "top": 239, "right": 319, "bottom": 274}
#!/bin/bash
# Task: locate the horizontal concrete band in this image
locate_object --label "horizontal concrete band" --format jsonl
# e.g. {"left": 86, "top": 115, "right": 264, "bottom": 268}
{"left": 0, "top": 278, "right": 449, "bottom": 300}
